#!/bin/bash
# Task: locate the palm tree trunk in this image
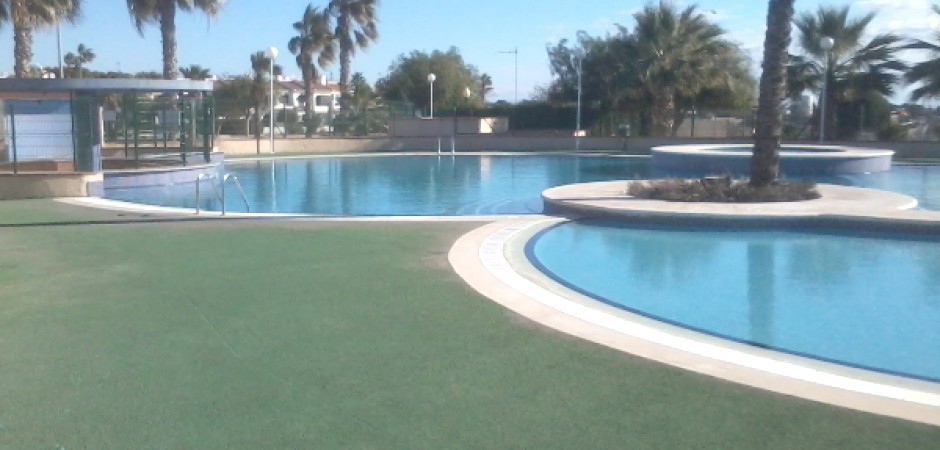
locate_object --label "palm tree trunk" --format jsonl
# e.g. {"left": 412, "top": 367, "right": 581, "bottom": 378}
{"left": 12, "top": 1, "right": 32, "bottom": 78}
{"left": 751, "top": 0, "right": 795, "bottom": 187}
{"left": 159, "top": 0, "right": 178, "bottom": 80}
{"left": 303, "top": 57, "right": 315, "bottom": 137}
{"left": 338, "top": 15, "right": 352, "bottom": 95}
{"left": 650, "top": 91, "right": 674, "bottom": 137}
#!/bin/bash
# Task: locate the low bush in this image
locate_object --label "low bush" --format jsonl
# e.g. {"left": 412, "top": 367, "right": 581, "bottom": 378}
{"left": 626, "top": 177, "right": 820, "bottom": 203}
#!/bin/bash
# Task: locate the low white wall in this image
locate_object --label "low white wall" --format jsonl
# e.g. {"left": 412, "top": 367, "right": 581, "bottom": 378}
{"left": 0, "top": 172, "right": 103, "bottom": 200}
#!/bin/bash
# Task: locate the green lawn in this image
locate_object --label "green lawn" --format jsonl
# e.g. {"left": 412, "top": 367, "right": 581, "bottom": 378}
{"left": 0, "top": 200, "right": 938, "bottom": 449}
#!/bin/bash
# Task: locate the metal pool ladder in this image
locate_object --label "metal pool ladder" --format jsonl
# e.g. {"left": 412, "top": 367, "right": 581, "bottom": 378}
{"left": 195, "top": 173, "right": 250, "bottom": 215}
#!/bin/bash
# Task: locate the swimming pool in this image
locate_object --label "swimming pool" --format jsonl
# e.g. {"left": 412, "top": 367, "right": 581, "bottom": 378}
{"left": 527, "top": 220, "right": 940, "bottom": 382}
{"left": 103, "top": 154, "right": 940, "bottom": 214}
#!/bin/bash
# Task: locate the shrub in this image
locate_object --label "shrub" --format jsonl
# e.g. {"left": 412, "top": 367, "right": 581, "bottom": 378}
{"left": 626, "top": 177, "right": 820, "bottom": 203}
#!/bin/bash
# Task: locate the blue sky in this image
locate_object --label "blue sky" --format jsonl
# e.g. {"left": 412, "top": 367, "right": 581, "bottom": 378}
{"left": 0, "top": 0, "right": 936, "bottom": 102}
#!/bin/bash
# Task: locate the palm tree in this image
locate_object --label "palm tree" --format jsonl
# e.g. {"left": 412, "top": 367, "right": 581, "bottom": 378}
{"left": 328, "top": 0, "right": 378, "bottom": 95}
{"left": 63, "top": 42, "right": 94, "bottom": 78}
{"left": 904, "top": 5, "right": 940, "bottom": 102}
{"left": 790, "top": 5, "right": 905, "bottom": 140}
{"left": 126, "top": 0, "right": 226, "bottom": 80}
{"left": 478, "top": 73, "right": 493, "bottom": 103}
{"left": 751, "top": 0, "right": 795, "bottom": 187}
{"left": 288, "top": 4, "right": 335, "bottom": 137}
{"left": 630, "top": 1, "right": 738, "bottom": 136}
{"left": 179, "top": 64, "right": 211, "bottom": 80}
{"left": 0, "top": 0, "right": 81, "bottom": 78}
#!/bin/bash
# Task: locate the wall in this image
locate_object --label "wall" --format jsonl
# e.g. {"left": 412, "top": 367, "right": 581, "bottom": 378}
{"left": 388, "top": 117, "right": 509, "bottom": 137}
{"left": 0, "top": 172, "right": 103, "bottom": 200}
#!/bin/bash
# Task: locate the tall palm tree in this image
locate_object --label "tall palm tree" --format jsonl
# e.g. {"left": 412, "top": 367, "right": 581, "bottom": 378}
{"left": 179, "top": 63, "right": 210, "bottom": 80}
{"left": 904, "top": 5, "right": 940, "bottom": 102}
{"left": 751, "top": 0, "right": 795, "bottom": 187}
{"left": 1, "top": 0, "right": 81, "bottom": 78}
{"left": 289, "top": 4, "right": 335, "bottom": 137}
{"left": 630, "top": 1, "right": 737, "bottom": 136}
{"left": 478, "top": 73, "right": 493, "bottom": 103}
{"left": 126, "top": 0, "right": 226, "bottom": 80}
{"left": 328, "top": 0, "right": 378, "bottom": 95}
{"left": 790, "top": 5, "right": 905, "bottom": 140}
{"left": 63, "top": 42, "right": 94, "bottom": 77}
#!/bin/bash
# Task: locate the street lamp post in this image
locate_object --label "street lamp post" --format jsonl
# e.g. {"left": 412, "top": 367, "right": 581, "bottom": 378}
{"left": 498, "top": 47, "right": 518, "bottom": 104}
{"left": 819, "top": 36, "right": 834, "bottom": 143}
{"left": 427, "top": 73, "right": 436, "bottom": 118}
{"left": 264, "top": 46, "right": 278, "bottom": 153}
{"left": 574, "top": 53, "right": 583, "bottom": 150}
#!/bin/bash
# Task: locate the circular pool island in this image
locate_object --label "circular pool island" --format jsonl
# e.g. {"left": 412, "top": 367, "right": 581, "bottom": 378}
{"left": 651, "top": 144, "right": 894, "bottom": 177}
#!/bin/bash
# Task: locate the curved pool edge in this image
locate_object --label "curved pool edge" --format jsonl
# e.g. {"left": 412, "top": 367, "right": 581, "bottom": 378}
{"left": 543, "top": 182, "right": 940, "bottom": 232}
{"left": 448, "top": 218, "right": 940, "bottom": 426}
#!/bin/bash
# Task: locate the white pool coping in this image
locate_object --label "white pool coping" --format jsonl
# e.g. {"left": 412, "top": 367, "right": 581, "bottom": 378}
{"left": 449, "top": 217, "right": 940, "bottom": 426}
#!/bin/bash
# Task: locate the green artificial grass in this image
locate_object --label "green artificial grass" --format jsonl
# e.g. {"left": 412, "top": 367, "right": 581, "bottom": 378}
{"left": 0, "top": 206, "right": 937, "bottom": 448}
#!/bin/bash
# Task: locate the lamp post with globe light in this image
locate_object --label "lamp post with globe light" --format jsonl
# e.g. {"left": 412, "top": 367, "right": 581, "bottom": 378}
{"left": 427, "top": 73, "right": 436, "bottom": 118}
{"left": 264, "top": 46, "right": 279, "bottom": 153}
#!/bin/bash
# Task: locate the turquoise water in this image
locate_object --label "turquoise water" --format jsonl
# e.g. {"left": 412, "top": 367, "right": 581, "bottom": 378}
{"left": 527, "top": 221, "right": 940, "bottom": 381}
{"left": 103, "top": 155, "right": 940, "bottom": 215}
{"left": 106, "top": 155, "right": 649, "bottom": 215}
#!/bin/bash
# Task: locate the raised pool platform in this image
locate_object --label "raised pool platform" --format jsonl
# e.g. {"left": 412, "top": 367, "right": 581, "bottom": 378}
{"left": 651, "top": 144, "right": 895, "bottom": 176}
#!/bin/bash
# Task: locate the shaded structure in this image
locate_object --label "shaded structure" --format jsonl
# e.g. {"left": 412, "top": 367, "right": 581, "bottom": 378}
{"left": 0, "top": 78, "right": 215, "bottom": 174}
{"left": 0, "top": 78, "right": 217, "bottom": 200}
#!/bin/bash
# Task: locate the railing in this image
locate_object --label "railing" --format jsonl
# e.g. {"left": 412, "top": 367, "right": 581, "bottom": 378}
{"left": 195, "top": 172, "right": 250, "bottom": 215}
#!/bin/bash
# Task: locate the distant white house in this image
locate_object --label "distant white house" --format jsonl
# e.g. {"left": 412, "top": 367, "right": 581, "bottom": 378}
{"left": 214, "top": 75, "right": 342, "bottom": 135}
{"left": 273, "top": 75, "right": 341, "bottom": 119}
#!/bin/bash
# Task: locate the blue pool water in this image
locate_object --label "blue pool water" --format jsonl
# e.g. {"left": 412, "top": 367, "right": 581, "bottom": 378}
{"left": 106, "top": 155, "right": 649, "bottom": 215}
{"left": 527, "top": 221, "right": 940, "bottom": 381}
{"left": 104, "top": 155, "right": 940, "bottom": 214}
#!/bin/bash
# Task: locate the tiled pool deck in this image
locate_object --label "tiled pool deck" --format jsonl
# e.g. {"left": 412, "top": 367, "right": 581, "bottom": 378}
{"left": 449, "top": 183, "right": 940, "bottom": 426}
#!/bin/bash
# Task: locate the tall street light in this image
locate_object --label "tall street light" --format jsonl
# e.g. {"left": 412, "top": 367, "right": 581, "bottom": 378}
{"left": 573, "top": 51, "right": 584, "bottom": 150}
{"left": 498, "top": 47, "right": 518, "bottom": 104}
{"left": 819, "top": 36, "right": 834, "bottom": 143}
{"left": 427, "top": 73, "right": 436, "bottom": 118}
{"left": 264, "top": 46, "right": 278, "bottom": 153}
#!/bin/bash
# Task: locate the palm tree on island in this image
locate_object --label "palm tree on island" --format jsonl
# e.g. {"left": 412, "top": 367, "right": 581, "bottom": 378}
{"left": 328, "top": 0, "right": 378, "bottom": 95}
{"left": 750, "top": 0, "right": 795, "bottom": 187}
{"left": 126, "top": 0, "right": 226, "bottom": 80}
{"left": 0, "top": 0, "right": 81, "bottom": 78}
{"left": 289, "top": 4, "right": 336, "bottom": 137}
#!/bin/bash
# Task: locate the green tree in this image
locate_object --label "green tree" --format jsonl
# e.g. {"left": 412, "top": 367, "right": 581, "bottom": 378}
{"left": 0, "top": 0, "right": 81, "bottom": 78}
{"left": 212, "top": 76, "right": 253, "bottom": 135}
{"left": 179, "top": 64, "right": 210, "bottom": 80}
{"left": 751, "top": 0, "right": 795, "bottom": 187}
{"left": 545, "top": 6, "right": 754, "bottom": 137}
{"left": 63, "top": 43, "right": 94, "bottom": 78}
{"left": 789, "top": 5, "right": 905, "bottom": 140}
{"left": 377, "top": 47, "right": 482, "bottom": 115}
{"left": 289, "top": 4, "right": 335, "bottom": 137}
{"left": 126, "top": 0, "right": 226, "bottom": 80}
{"left": 630, "top": 1, "right": 743, "bottom": 136}
{"left": 904, "top": 5, "right": 940, "bottom": 102}
{"left": 333, "top": 72, "right": 384, "bottom": 135}
{"left": 328, "top": 0, "right": 378, "bottom": 95}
